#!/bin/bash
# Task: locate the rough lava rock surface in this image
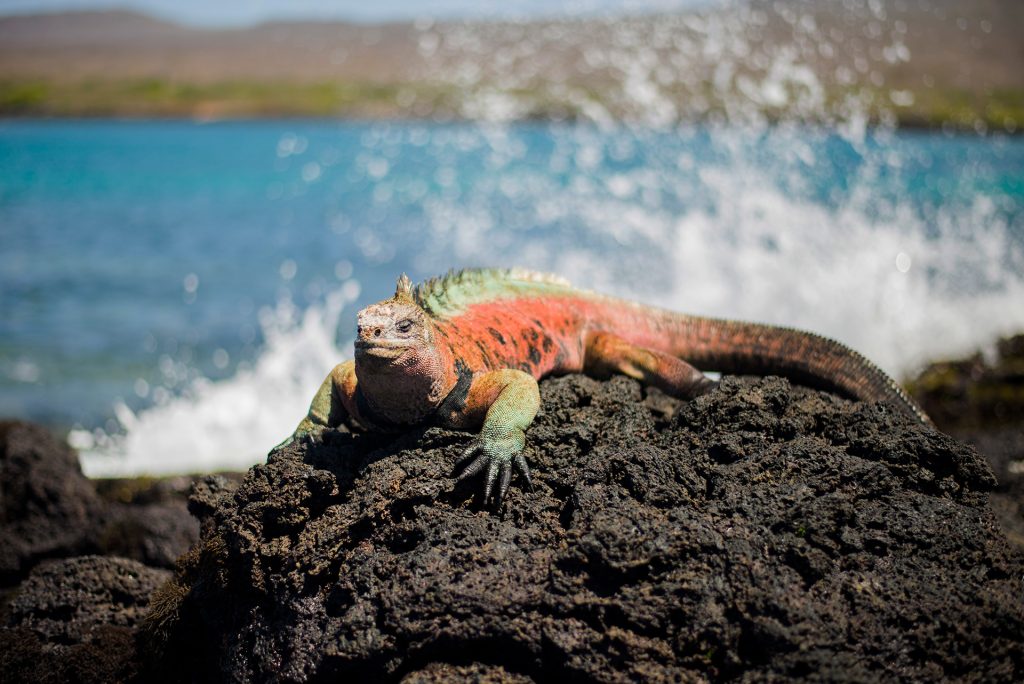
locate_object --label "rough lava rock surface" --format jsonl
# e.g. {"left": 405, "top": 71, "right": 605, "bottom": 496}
{"left": 908, "top": 333, "right": 1024, "bottom": 550}
{"left": 0, "top": 421, "right": 200, "bottom": 683}
{"left": 1, "top": 556, "right": 170, "bottom": 683}
{"left": 152, "top": 375, "right": 1024, "bottom": 682}
{"left": 9, "top": 555, "right": 169, "bottom": 641}
{"left": 0, "top": 421, "right": 107, "bottom": 582}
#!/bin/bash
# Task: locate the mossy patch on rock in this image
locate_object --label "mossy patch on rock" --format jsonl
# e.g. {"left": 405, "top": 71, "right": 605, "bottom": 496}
{"left": 909, "top": 333, "right": 1024, "bottom": 430}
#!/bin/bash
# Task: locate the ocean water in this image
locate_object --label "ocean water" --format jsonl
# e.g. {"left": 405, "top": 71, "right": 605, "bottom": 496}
{"left": 1, "top": 119, "right": 1022, "bottom": 476}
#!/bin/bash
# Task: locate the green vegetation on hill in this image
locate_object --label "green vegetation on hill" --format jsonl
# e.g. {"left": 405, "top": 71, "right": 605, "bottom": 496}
{"left": 2, "top": 2, "right": 1022, "bottom": 131}
{"left": 2, "top": 77, "right": 1022, "bottom": 131}
{"left": 0, "top": 78, "right": 459, "bottom": 120}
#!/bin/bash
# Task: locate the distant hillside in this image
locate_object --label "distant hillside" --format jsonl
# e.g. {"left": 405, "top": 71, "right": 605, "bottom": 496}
{"left": 0, "top": 10, "right": 421, "bottom": 82}
{"left": 0, "top": 2, "right": 1021, "bottom": 129}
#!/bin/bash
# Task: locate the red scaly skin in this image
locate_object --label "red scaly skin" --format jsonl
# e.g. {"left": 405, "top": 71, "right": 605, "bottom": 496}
{"left": 277, "top": 269, "right": 931, "bottom": 508}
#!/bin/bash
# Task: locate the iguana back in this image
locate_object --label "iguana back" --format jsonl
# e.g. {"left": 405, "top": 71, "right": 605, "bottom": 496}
{"left": 420, "top": 268, "right": 929, "bottom": 425}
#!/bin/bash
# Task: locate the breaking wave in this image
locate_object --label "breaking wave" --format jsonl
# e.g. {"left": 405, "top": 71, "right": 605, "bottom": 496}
{"left": 76, "top": 292, "right": 352, "bottom": 476}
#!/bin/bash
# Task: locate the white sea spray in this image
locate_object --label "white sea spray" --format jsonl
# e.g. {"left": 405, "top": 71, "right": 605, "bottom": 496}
{"left": 76, "top": 290, "right": 352, "bottom": 477}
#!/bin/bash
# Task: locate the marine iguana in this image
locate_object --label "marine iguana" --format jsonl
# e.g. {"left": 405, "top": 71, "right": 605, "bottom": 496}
{"left": 277, "top": 268, "right": 930, "bottom": 507}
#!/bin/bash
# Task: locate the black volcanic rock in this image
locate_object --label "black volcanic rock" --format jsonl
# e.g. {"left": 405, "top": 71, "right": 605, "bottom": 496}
{"left": 147, "top": 375, "right": 1024, "bottom": 682}
{"left": 908, "top": 334, "right": 1024, "bottom": 550}
{"left": 0, "top": 421, "right": 200, "bottom": 583}
{"left": 1, "top": 555, "right": 170, "bottom": 683}
{"left": 95, "top": 477, "right": 203, "bottom": 569}
{"left": 6, "top": 555, "right": 170, "bottom": 641}
{"left": 910, "top": 333, "right": 1024, "bottom": 429}
{"left": 0, "top": 421, "right": 106, "bottom": 583}
{"left": 0, "top": 423, "right": 199, "bottom": 684}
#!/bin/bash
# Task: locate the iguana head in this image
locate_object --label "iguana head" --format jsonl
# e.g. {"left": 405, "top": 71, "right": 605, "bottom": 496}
{"left": 354, "top": 274, "right": 456, "bottom": 418}
{"left": 354, "top": 273, "right": 433, "bottom": 368}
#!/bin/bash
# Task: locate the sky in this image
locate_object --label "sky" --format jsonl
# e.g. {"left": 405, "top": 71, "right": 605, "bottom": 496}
{"left": 0, "top": 0, "right": 710, "bottom": 25}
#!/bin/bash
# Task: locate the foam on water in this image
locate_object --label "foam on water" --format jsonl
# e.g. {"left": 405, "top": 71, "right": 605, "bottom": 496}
{"left": 655, "top": 179, "right": 1024, "bottom": 374}
{"left": 533, "top": 129, "right": 1024, "bottom": 374}
{"left": 472, "top": 151, "right": 1021, "bottom": 377}
{"left": 76, "top": 290, "right": 352, "bottom": 477}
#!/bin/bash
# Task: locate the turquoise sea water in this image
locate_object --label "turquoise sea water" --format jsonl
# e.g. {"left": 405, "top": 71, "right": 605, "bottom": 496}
{"left": 1, "top": 119, "right": 1022, "bottom": 474}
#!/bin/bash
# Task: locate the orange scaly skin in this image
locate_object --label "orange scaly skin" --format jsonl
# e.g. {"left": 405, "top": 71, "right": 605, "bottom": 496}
{"left": 277, "top": 269, "right": 931, "bottom": 507}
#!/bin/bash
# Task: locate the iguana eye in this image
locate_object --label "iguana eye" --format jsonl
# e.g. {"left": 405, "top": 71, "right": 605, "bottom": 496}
{"left": 396, "top": 319, "right": 413, "bottom": 333}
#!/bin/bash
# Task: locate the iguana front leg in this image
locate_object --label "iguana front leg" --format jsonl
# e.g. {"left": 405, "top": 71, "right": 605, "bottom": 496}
{"left": 454, "top": 369, "right": 540, "bottom": 507}
{"left": 272, "top": 360, "right": 359, "bottom": 451}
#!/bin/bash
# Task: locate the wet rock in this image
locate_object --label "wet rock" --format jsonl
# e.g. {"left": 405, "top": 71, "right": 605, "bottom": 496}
{"left": 0, "top": 421, "right": 106, "bottom": 583}
{"left": 149, "top": 375, "right": 1024, "bottom": 682}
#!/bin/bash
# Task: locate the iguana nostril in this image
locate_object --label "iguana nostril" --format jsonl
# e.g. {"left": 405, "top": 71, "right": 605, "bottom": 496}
{"left": 374, "top": 328, "right": 382, "bottom": 337}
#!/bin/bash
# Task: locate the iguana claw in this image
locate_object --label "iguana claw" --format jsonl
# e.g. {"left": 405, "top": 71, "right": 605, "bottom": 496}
{"left": 269, "top": 424, "right": 324, "bottom": 456}
{"left": 457, "top": 435, "right": 533, "bottom": 508}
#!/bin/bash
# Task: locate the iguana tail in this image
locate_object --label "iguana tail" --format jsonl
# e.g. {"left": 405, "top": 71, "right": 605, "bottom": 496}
{"left": 659, "top": 314, "right": 931, "bottom": 425}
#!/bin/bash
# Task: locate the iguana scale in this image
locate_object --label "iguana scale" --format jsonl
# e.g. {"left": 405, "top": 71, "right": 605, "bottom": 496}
{"left": 278, "top": 268, "right": 930, "bottom": 506}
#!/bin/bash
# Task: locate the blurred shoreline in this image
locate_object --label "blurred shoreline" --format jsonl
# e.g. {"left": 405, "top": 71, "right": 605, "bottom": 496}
{"left": 1, "top": 85, "right": 1020, "bottom": 133}
{"left": 2, "top": 3, "right": 1021, "bottom": 131}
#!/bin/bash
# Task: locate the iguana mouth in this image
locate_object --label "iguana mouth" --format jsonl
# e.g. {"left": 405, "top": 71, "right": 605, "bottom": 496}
{"left": 355, "top": 339, "right": 409, "bottom": 359}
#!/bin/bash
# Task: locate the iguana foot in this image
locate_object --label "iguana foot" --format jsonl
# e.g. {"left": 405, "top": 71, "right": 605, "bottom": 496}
{"left": 456, "top": 432, "right": 533, "bottom": 508}
{"left": 269, "top": 424, "right": 324, "bottom": 456}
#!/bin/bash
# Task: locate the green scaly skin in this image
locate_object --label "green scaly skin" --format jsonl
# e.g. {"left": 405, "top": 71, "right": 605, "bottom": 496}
{"left": 276, "top": 268, "right": 931, "bottom": 508}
